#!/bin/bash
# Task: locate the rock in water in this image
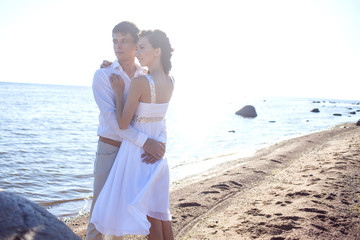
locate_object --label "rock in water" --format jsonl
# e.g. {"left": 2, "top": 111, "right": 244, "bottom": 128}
{"left": 235, "top": 105, "right": 257, "bottom": 118}
{"left": 311, "top": 108, "right": 320, "bottom": 113}
{"left": 0, "top": 191, "right": 80, "bottom": 240}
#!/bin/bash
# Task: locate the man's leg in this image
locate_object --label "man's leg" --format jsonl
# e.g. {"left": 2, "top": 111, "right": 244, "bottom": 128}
{"left": 86, "top": 140, "right": 122, "bottom": 240}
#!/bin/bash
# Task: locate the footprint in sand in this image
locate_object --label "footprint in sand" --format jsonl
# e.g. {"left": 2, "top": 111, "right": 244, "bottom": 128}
{"left": 313, "top": 193, "right": 326, "bottom": 198}
{"left": 279, "top": 216, "right": 303, "bottom": 221}
{"left": 253, "top": 170, "right": 266, "bottom": 174}
{"left": 229, "top": 181, "right": 242, "bottom": 187}
{"left": 271, "top": 159, "right": 282, "bottom": 164}
{"left": 312, "top": 199, "right": 335, "bottom": 209}
{"left": 245, "top": 208, "right": 265, "bottom": 216}
{"left": 326, "top": 177, "right": 336, "bottom": 180}
{"left": 315, "top": 214, "right": 327, "bottom": 221}
{"left": 211, "top": 184, "right": 230, "bottom": 191}
{"left": 335, "top": 161, "right": 347, "bottom": 164}
{"left": 201, "top": 190, "right": 220, "bottom": 194}
{"left": 275, "top": 200, "right": 292, "bottom": 207}
{"left": 311, "top": 224, "right": 328, "bottom": 232}
{"left": 267, "top": 223, "right": 301, "bottom": 231}
{"left": 299, "top": 208, "right": 327, "bottom": 214}
{"left": 286, "top": 190, "right": 312, "bottom": 198}
{"left": 329, "top": 165, "right": 347, "bottom": 170}
{"left": 181, "top": 213, "right": 194, "bottom": 219}
{"left": 178, "top": 202, "right": 201, "bottom": 208}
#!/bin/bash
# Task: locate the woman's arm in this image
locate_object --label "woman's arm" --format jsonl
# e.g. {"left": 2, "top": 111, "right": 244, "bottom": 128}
{"left": 110, "top": 74, "right": 143, "bottom": 130}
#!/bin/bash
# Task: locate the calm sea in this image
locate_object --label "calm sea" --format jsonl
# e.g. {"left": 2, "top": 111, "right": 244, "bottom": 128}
{"left": 0, "top": 81, "right": 359, "bottom": 219}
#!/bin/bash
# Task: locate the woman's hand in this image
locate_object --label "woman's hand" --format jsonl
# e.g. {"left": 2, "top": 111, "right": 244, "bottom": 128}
{"left": 110, "top": 74, "right": 125, "bottom": 94}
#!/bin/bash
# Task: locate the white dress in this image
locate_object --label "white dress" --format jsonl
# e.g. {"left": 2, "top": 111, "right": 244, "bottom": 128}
{"left": 91, "top": 75, "right": 172, "bottom": 237}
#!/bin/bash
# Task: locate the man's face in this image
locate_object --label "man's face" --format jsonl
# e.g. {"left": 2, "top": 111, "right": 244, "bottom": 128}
{"left": 112, "top": 32, "right": 137, "bottom": 62}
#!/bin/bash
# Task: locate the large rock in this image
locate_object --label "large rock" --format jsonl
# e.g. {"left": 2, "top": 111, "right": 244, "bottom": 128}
{"left": 235, "top": 105, "right": 257, "bottom": 118}
{"left": 356, "top": 120, "right": 360, "bottom": 126}
{"left": 311, "top": 108, "right": 320, "bottom": 113}
{"left": 0, "top": 191, "right": 80, "bottom": 240}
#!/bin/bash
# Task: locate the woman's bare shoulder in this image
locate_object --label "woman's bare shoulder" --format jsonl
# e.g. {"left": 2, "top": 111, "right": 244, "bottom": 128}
{"left": 132, "top": 75, "right": 148, "bottom": 82}
{"left": 130, "top": 75, "right": 148, "bottom": 85}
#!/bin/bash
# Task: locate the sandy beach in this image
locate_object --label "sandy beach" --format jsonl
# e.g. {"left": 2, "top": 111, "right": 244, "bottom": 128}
{"left": 65, "top": 122, "right": 360, "bottom": 239}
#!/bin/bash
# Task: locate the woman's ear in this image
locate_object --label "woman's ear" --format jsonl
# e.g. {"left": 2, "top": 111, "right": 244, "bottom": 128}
{"left": 154, "top": 48, "right": 162, "bottom": 57}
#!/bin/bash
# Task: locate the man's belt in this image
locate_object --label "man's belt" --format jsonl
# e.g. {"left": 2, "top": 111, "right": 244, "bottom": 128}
{"left": 99, "top": 136, "right": 121, "bottom": 148}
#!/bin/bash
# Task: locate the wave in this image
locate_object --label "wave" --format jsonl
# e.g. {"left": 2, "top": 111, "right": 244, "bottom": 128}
{"left": 39, "top": 196, "right": 92, "bottom": 207}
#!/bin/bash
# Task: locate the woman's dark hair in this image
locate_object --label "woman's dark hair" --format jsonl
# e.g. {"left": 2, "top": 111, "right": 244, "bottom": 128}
{"left": 112, "top": 21, "right": 140, "bottom": 43}
{"left": 139, "top": 30, "right": 173, "bottom": 74}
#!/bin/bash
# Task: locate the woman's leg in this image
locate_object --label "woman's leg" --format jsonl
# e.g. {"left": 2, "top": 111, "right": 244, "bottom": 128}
{"left": 161, "top": 221, "right": 174, "bottom": 240}
{"left": 147, "top": 216, "right": 164, "bottom": 240}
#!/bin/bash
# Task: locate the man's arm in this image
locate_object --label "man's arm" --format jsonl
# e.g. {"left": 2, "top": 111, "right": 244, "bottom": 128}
{"left": 141, "top": 119, "right": 167, "bottom": 164}
{"left": 92, "top": 70, "right": 165, "bottom": 159}
{"left": 92, "top": 70, "right": 148, "bottom": 147}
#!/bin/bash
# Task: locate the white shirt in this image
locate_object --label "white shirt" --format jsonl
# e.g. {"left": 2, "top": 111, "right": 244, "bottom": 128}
{"left": 92, "top": 60, "right": 167, "bottom": 147}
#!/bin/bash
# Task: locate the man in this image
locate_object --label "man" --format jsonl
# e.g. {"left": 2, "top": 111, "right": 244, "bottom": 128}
{"left": 87, "top": 21, "right": 166, "bottom": 240}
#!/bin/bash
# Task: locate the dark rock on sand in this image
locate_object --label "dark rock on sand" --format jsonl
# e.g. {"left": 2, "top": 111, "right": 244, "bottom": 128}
{"left": 356, "top": 120, "right": 360, "bottom": 126}
{"left": 0, "top": 191, "right": 80, "bottom": 240}
{"left": 235, "top": 105, "right": 257, "bottom": 118}
{"left": 311, "top": 108, "right": 320, "bottom": 113}
{"left": 333, "top": 113, "right": 342, "bottom": 116}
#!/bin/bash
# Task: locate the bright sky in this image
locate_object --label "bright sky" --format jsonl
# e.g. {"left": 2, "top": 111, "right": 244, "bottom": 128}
{"left": 0, "top": 0, "right": 359, "bottom": 100}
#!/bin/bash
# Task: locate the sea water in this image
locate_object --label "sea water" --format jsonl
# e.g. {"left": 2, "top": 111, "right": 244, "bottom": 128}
{"left": 0, "top": 81, "right": 359, "bottom": 218}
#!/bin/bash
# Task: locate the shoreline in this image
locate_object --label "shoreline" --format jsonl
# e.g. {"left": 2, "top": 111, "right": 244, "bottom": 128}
{"left": 65, "top": 122, "right": 360, "bottom": 239}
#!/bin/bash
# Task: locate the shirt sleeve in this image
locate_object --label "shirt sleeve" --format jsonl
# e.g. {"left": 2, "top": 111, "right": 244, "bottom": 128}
{"left": 92, "top": 69, "right": 148, "bottom": 147}
{"left": 157, "top": 118, "right": 167, "bottom": 143}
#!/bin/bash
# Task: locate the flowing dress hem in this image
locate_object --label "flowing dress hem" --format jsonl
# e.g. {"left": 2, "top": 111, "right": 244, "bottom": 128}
{"left": 128, "top": 204, "right": 172, "bottom": 223}
{"left": 91, "top": 220, "right": 150, "bottom": 237}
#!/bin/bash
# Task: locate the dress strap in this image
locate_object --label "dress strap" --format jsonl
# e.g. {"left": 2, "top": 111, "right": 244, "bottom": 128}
{"left": 170, "top": 76, "right": 175, "bottom": 84}
{"left": 169, "top": 76, "right": 175, "bottom": 98}
{"left": 145, "top": 75, "right": 156, "bottom": 104}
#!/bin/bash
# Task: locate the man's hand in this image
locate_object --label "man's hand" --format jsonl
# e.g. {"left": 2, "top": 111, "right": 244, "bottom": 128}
{"left": 100, "top": 60, "right": 113, "bottom": 68}
{"left": 142, "top": 138, "right": 166, "bottom": 164}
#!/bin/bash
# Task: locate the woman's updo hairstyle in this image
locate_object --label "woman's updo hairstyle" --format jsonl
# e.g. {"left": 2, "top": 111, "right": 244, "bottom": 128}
{"left": 139, "top": 30, "right": 173, "bottom": 75}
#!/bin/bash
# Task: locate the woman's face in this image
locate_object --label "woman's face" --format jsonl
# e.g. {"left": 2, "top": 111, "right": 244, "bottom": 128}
{"left": 136, "top": 37, "right": 157, "bottom": 67}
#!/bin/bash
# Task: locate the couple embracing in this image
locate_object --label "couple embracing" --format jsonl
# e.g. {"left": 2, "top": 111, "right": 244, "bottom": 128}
{"left": 87, "top": 21, "right": 174, "bottom": 240}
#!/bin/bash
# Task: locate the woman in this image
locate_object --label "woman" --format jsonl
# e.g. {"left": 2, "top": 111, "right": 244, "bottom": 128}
{"left": 91, "top": 30, "right": 174, "bottom": 240}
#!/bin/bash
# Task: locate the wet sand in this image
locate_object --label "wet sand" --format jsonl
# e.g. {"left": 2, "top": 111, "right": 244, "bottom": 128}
{"left": 65, "top": 123, "right": 360, "bottom": 239}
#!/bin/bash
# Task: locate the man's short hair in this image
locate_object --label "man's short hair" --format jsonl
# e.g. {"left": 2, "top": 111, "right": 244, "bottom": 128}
{"left": 112, "top": 21, "right": 140, "bottom": 43}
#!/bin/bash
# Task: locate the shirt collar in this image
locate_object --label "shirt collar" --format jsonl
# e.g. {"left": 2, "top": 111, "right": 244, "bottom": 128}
{"left": 111, "top": 59, "right": 147, "bottom": 77}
